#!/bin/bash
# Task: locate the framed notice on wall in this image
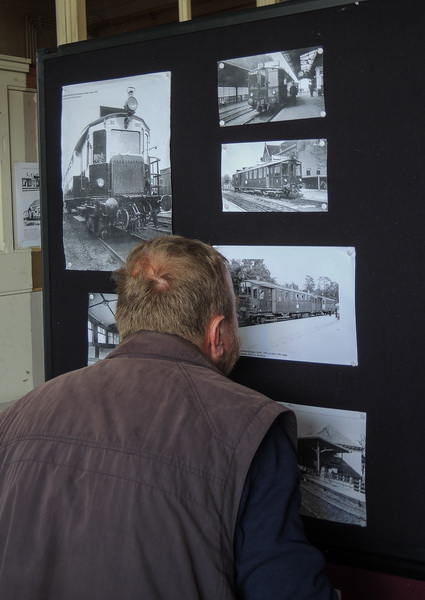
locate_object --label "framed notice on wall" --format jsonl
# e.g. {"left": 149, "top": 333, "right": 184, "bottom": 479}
{"left": 14, "top": 163, "right": 41, "bottom": 249}
{"left": 37, "top": 0, "right": 425, "bottom": 580}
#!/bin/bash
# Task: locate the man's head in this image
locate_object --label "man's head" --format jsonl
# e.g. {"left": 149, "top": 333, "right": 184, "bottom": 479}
{"left": 112, "top": 235, "right": 240, "bottom": 374}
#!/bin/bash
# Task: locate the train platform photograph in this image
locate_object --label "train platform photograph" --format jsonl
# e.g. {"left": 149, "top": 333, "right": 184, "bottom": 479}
{"left": 284, "top": 403, "right": 367, "bottom": 527}
{"left": 218, "top": 46, "right": 325, "bottom": 127}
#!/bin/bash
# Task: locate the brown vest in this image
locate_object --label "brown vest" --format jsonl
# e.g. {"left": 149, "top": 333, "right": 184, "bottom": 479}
{"left": 0, "top": 331, "right": 296, "bottom": 599}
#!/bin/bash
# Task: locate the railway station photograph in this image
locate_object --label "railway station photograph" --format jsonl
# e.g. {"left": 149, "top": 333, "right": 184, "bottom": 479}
{"left": 217, "top": 244, "right": 357, "bottom": 366}
{"left": 283, "top": 403, "right": 367, "bottom": 527}
{"left": 61, "top": 72, "right": 172, "bottom": 271}
{"left": 218, "top": 46, "right": 325, "bottom": 127}
{"left": 87, "top": 293, "right": 119, "bottom": 365}
{"left": 221, "top": 138, "right": 328, "bottom": 212}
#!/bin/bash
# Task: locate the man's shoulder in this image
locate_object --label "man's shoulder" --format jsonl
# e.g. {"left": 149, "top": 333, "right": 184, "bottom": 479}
{"left": 174, "top": 348, "right": 290, "bottom": 416}
{"left": 1, "top": 361, "right": 101, "bottom": 419}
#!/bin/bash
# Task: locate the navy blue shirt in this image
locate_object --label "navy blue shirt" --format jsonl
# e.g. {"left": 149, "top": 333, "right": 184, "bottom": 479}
{"left": 235, "top": 419, "right": 337, "bottom": 599}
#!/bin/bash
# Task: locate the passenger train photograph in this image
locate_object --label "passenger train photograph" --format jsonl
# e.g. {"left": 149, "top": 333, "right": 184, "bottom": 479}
{"left": 216, "top": 244, "right": 358, "bottom": 367}
{"left": 61, "top": 72, "right": 172, "bottom": 271}
{"left": 234, "top": 279, "right": 337, "bottom": 325}
{"left": 222, "top": 139, "right": 328, "bottom": 212}
{"left": 217, "top": 46, "right": 325, "bottom": 127}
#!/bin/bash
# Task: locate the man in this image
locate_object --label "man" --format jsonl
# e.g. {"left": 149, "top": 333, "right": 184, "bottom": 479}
{"left": 0, "top": 235, "right": 337, "bottom": 599}
{"left": 289, "top": 83, "right": 298, "bottom": 106}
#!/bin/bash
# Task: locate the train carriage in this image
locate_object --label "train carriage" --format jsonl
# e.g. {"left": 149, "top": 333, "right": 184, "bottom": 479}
{"left": 62, "top": 88, "right": 171, "bottom": 238}
{"left": 321, "top": 296, "right": 336, "bottom": 315}
{"left": 232, "top": 156, "right": 303, "bottom": 199}
{"left": 236, "top": 279, "right": 336, "bottom": 325}
{"left": 247, "top": 63, "right": 288, "bottom": 113}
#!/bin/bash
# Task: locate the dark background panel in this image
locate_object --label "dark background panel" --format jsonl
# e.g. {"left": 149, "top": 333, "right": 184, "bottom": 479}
{"left": 38, "top": 0, "right": 425, "bottom": 577}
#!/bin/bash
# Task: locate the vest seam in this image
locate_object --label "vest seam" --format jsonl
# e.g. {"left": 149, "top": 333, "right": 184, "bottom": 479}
{"left": 2, "top": 456, "right": 227, "bottom": 511}
{"left": 176, "top": 362, "right": 225, "bottom": 442}
{"left": 1, "top": 434, "right": 228, "bottom": 486}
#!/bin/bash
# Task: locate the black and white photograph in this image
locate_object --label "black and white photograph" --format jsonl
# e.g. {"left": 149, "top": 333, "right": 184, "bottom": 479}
{"left": 87, "top": 293, "right": 119, "bottom": 364}
{"left": 218, "top": 47, "right": 325, "bottom": 127}
{"left": 14, "top": 162, "right": 41, "bottom": 249}
{"left": 221, "top": 139, "right": 328, "bottom": 213}
{"left": 281, "top": 402, "right": 367, "bottom": 527}
{"left": 61, "top": 72, "right": 172, "bottom": 271}
{"left": 217, "top": 245, "right": 357, "bottom": 366}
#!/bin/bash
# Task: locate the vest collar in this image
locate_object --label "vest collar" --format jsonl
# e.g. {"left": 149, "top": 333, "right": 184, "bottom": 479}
{"left": 106, "top": 330, "right": 217, "bottom": 371}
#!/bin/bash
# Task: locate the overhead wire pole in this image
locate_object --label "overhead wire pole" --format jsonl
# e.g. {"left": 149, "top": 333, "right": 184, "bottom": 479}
{"left": 178, "top": 0, "right": 192, "bottom": 21}
{"left": 55, "top": 0, "right": 87, "bottom": 46}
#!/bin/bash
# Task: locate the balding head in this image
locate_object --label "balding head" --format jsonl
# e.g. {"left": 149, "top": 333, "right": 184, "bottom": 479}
{"left": 112, "top": 236, "right": 238, "bottom": 364}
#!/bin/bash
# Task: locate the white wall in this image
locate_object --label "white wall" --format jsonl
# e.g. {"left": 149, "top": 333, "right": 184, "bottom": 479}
{"left": 0, "top": 55, "right": 44, "bottom": 410}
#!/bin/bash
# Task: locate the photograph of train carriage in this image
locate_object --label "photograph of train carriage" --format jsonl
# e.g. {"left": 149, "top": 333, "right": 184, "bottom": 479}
{"left": 217, "top": 46, "right": 325, "bottom": 127}
{"left": 222, "top": 139, "right": 328, "bottom": 212}
{"left": 61, "top": 72, "right": 172, "bottom": 271}
{"left": 283, "top": 403, "right": 367, "bottom": 527}
{"left": 217, "top": 245, "right": 357, "bottom": 367}
{"left": 235, "top": 279, "right": 336, "bottom": 325}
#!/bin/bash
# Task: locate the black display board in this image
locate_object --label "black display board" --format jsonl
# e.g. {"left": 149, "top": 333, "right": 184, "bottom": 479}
{"left": 38, "top": 0, "right": 425, "bottom": 579}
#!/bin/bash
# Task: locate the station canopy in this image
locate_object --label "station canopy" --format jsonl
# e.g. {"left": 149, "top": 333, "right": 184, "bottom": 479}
{"left": 218, "top": 47, "right": 323, "bottom": 87}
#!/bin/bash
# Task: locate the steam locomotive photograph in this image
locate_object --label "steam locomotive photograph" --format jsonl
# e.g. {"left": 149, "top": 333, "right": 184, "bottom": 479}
{"left": 61, "top": 72, "right": 172, "bottom": 271}
{"left": 217, "top": 46, "right": 325, "bottom": 127}
{"left": 222, "top": 139, "right": 328, "bottom": 212}
{"left": 217, "top": 244, "right": 358, "bottom": 367}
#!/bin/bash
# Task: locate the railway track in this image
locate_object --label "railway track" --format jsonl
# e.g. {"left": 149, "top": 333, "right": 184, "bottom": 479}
{"left": 219, "top": 104, "right": 274, "bottom": 126}
{"left": 223, "top": 190, "right": 300, "bottom": 212}
{"left": 65, "top": 211, "right": 171, "bottom": 270}
{"left": 98, "top": 237, "right": 128, "bottom": 265}
{"left": 219, "top": 105, "right": 255, "bottom": 124}
{"left": 98, "top": 219, "right": 171, "bottom": 265}
{"left": 223, "top": 189, "right": 327, "bottom": 213}
{"left": 97, "top": 213, "right": 172, "bottom": 265}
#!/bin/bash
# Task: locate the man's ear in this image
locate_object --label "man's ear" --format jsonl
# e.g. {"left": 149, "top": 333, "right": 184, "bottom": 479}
{"left": 202, "top": 315, "right": 225, "bottom": 364}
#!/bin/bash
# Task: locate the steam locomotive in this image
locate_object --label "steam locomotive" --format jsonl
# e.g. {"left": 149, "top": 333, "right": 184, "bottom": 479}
{"left": 62, "top": 87, "right": 171, "bottom": 238}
